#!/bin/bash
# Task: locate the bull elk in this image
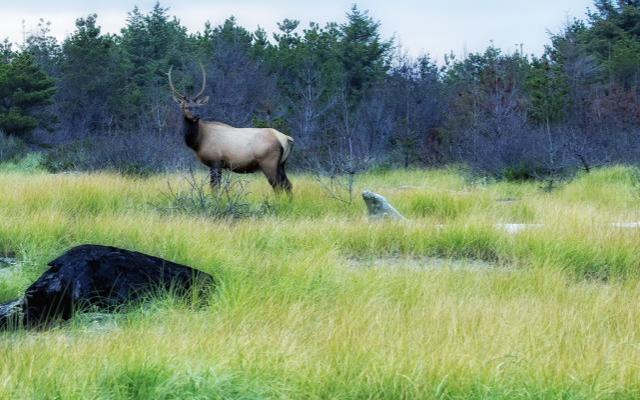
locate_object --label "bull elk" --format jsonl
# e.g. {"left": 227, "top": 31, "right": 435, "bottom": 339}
{"left": 168, "top": 65, "right": 293, "bottom": 193}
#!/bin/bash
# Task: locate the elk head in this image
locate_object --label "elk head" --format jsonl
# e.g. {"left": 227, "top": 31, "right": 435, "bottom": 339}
{"left": 168, "top": 64, "right": 209, "bottom": 121}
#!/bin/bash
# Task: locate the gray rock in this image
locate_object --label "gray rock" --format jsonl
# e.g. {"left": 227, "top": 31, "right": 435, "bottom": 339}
{"left": 362, "top": 191, "right": 406, "bottom": 220}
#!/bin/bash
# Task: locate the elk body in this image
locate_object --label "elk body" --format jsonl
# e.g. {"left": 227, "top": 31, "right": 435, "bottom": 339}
{"left": 168, "top": 67, "right": 293, "bottom": 193}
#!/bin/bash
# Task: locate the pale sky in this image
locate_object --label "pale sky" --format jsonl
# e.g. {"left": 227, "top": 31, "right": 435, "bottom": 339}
{"left": 0, "top": 0, "right": 594, "bottom": 60}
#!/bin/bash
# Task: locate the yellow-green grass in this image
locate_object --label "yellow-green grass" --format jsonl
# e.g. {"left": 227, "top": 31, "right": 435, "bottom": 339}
{"left": 1, "top": 166, "right": 640, "bottom": 398}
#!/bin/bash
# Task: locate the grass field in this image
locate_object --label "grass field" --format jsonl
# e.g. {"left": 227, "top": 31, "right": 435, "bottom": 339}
{"left": 1, "top": 165, "right": 640, "bottom": 399}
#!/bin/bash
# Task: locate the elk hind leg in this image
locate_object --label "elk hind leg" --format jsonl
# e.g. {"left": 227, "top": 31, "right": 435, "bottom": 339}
{"left": 260, "top": 158, "right": 290, "bottom": 194}
{"left": 276, "top": 162, "right": 292, "bottom": 193}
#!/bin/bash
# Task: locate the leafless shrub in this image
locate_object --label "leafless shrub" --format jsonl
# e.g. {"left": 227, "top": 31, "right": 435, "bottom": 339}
{"left": 306, "top": 148, "right": 373, "bottom": 205}
{"left": 41, "top": 130, "right": 193, "bottom": 175}
{"left": 152, "top": 169, "right": 273, "bottom": 219}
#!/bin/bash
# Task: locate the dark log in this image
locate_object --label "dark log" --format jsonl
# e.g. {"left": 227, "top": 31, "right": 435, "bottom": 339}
{"left": 0, "top": 244, "right": 214, "bottom": 328}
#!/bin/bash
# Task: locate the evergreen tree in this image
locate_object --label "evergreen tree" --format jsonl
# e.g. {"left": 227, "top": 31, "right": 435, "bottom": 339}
{"left": 605, "top": 35, "right": 640, "bottom": 87}
{"left": 0, "top": 40, "right": 13, "bottom": 64}
{"left": 23, "top": 19, "right": 60, "bottom": 75}
{"left": 338, "top": 5, "right": 393, "bottom": 104}
{"left": 212, "top": 16, "right": 253, "bottom": 49}
{"left": 119, "top": 2, "right": 190, "bottom": 124}
{"left": 58, "top": 14, "right": 125, "bottom": 128}
{"left": 526, "top": 56, "right": 569, "bottom": 128}
{"left": 0, "top": 52, "right": 56, "bottom": 136}
{"left": 583, "top": 0, "right": 640, "bottom": 85}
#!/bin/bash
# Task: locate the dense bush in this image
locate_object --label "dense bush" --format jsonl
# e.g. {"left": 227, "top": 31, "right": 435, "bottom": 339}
{"left": 0, "top": 133, "right": 28, "bottom": 163}
{"left": 42, "top": 132, "right": 194, "bottom": 175}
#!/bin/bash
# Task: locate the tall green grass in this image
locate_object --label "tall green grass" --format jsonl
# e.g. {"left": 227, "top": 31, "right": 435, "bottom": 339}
{"left": 0, "top": 166, "right": 639, "bottom": 398}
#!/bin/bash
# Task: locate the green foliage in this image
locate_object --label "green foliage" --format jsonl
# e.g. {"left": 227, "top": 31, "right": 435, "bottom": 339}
{"left": 268, "top": 19, "right": 343, "bottom": 109}
{"left": 153, "top": 171, "right": 274, "bottom": 220}
{"left": 118, "top": 3, "right": 190, "bottom": 121}
{"left": 23, "top": 19, "right": 60, "bottom": 75}
{"left": 264, "top": 5, "right": 392, "bottom": 128}
{"left": 526, "top": 57, "right": 569, "bottom": 125}
{"left": 42, "top": 140, "right": 90, "bottom": 172}
{"left": 0, "top": 153, "right": 45, "bottom": 173}
{"left": 58, "top": 14, "right": 125, "bottom": 128}
{"left": 605, "top": 35, "right": 640, "bottom": 85}
{"left": 0, "top": 39, "right": 12, "bottom": 64}
{"left": 587, "top": 0, "right": 640, "bottom": 53}
{"left": 0, "top": 133, "right": 28, "bottom": 162}
{"left": 120, "top": 3, "right": 188, "bottom": 78}
{"left": 442, "top": 45, "right": 533, "bottom": 143}
{"left": 0, "top": 52, "right": 56, "bottom": 136}
{"left": 445, "top": 45, "right": 529, "bottom": 88}
{"left": 194, "top": 17, "right": 254, "bottom": 59}
{"left": 209, "top": 16, "right": 254, "bottom": 50}
{"left": 339, "top": 5, "right": 393, "bottom": 103}
{"left": 552, "top": 1, "right": 640, "bottom": 89}
{"left": 502, "top": 162, "right": 542, "bottom": 181}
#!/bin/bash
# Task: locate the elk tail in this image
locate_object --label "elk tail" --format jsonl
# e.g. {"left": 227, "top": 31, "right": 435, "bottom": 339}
{"left": 272, "top": 129, "right": 294, "bottom": 164}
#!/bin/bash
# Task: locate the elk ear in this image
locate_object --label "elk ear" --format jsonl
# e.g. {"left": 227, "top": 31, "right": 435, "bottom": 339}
{"left": 196, "top": 96, "right": 209, "bottom": 106}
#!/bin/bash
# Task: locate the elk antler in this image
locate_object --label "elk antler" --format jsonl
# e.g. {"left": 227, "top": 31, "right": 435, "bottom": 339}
{"left": 167, "top": 66, "right": 185, "bottom": 99}
{"left": 194, "top": 63, "right": 207, "bottom": 99}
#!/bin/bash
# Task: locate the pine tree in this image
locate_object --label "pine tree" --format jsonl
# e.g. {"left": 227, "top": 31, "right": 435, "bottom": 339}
{"left": 0, "top": 40, "right": 13, "bottom": 64}
{"left": 339, "top": 5, "right": 393, "bottom": 104}
{"left": 59, "top": 14, "right": 125, "bottom": 128}
{"left": 526, "top": 57, "right": 569, "bottom": 129}
{"left": 0, "top": 52, "right": 56, "bottom": 136}
{"left": 23, "top": 19, "right": 60, "bottom": 76}
{"left": 119, "top": 2, "right": 191, "bottom": 126}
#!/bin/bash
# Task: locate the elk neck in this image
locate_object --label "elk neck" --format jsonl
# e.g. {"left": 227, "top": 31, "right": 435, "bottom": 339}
{"left": 182, "top": 116, "right": 201, "bottom": 151}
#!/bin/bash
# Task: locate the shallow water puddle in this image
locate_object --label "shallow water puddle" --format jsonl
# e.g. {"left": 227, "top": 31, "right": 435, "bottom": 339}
{"left": 0, "top": 257, "right": 18, "bottom": 268}
{"left": 0, "top": 256, "right": 21, "bottom": 280}
{"left": 349, "top": 255, "right": 496, "bottom": 271}
{"left": 71, "top": 313, "right": 122, "bottom": 333}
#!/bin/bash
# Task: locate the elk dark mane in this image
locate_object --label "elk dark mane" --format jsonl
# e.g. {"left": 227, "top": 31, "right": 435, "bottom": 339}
{"left": 182, "top": 116, "right": 200, "bottom": 151}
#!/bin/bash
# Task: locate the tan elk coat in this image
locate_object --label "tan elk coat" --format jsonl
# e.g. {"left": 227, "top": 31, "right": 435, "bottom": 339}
{"left": 169, "top": 66, "right": 294, "bottom": 193}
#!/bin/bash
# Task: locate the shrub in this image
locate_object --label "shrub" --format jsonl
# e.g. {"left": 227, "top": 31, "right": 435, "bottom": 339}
{"left": 42, "top": 132, "right": 194, "bottom": 175}
{"left": 42, "top": 140, "right": 91, "bottom": 172}
{"left": 152, "top": 170, "right": 274, "bottom": 219}
{"left": 0, "top": 133, "right": 28, "bottom": 163}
